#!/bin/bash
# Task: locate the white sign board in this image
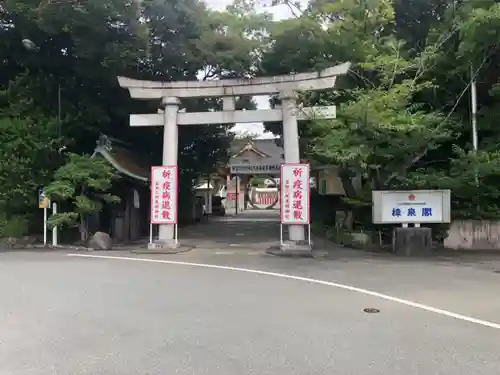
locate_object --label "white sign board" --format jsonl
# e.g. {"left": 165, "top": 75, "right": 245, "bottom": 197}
{"left": 150, "top": 166, "right": 178, "bottom": 224}
{"left": 372, "top": 190, "right": 451, "bottom": 224}
{"left": 230, "top": 163, "right": 281, "bottom": 175}
{"left": 280, "top": 164, "right": 310, "bottom": 225}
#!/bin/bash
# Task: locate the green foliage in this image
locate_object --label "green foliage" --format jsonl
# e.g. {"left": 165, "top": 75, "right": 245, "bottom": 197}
{"left": 4, "top": 0, "right": 500, "bottom": 244}
{"left": 1, "top": 0, "right": 255, "bottom": 238}
{"left": 259, "top": 0, "right": 500, "bottom": 234}
{"left": 0, "top": 213, "right": 30, "bottom": 238}
{"left": 45, "top": 154, "right": 119, "bottom": 237}
{"left": 401, "top": 147, "right": 500, "bottom": 220}
{"left": 0, "top": 116, "right": 60, "bottom": 217}
{"left": 312, "top": 80, "right": 453, "bottom": 189}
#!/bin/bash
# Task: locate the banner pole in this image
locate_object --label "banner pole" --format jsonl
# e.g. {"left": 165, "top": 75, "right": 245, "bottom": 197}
{"left": 43, "top": 206, "right": 47, "bottom": 246}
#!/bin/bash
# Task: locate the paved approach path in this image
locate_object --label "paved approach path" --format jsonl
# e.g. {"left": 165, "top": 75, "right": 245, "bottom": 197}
{"left": 1, "top": 249, "right": 499, "bottom": 374}
{"left": 180, "top": 209, "right": 283, "bottom": 251}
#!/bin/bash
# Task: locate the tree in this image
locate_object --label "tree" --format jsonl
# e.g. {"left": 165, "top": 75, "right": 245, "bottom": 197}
{"left": 258, "top": 0, "right": 500, "bottom": 234}
{"left": 0, "top": 115, "right": 60, "bottom": 235}
{"left": 403, "top": 147, "right": 500, "bottom": 221}
{"left": 1, "top": 0, "right": 258, "bottom": 235}
{"left": 44, "top": 154, "right": 120, "bottom": 242}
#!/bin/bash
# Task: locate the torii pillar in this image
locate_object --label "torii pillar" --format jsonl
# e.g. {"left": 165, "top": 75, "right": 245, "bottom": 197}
{"left": 159, "top": 96, "right": 180, "bottom": 244}
{"left": 281, "top": 91, "right": 304, "bottom": 241}
{"left": 117, "top": 62, "right": 350, "bottom": 250}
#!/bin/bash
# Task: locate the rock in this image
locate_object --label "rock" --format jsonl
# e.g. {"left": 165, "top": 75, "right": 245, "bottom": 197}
{"left": 349, "top": 232, "right": 371, "bottom": 248}
{"left": 88, "top": 232, "right": 113, "bottom": 250}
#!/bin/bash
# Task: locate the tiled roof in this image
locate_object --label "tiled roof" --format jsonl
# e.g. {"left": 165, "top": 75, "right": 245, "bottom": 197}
{"left": 231, "top": 138, "right": 282, "bottom": 157}
{"left": 107, "top": 145, "right": 150, "bottom": 181}
{"left": 93, "top": 134, "right": 150, "bottom": 182}
{"left": 230, "top": 138, "right": 284, "bottom": 166}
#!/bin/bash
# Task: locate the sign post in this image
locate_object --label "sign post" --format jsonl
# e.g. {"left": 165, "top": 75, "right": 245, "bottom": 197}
{"left": 372, "top": 190, "right": 451, "bottom": 225}
{"left": 149, "top": 166, "right": 178, "bottom": 248}
{"left": 39, "top": 188, "right": 50, "bottom": 246}
{"left": 372, "top": 190, "right": 451, "bottom": 255}
{"left": 280, "top": 163, "right": 311, "bottom": 248}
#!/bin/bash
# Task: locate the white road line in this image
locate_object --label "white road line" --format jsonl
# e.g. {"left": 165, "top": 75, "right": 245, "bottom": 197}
{"left": 67, "top": 253, "right": 500, "bottom": 330}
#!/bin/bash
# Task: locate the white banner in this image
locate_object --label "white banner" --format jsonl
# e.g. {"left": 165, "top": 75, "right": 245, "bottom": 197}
{"left": 150, "top": 166, "right": 178, "bottom": 224}
{"left": 280, "top": 164, "right": 310, "bottom": 224}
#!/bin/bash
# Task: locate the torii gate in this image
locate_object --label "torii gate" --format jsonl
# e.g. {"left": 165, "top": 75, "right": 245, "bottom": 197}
{"left": 118, "top": 62, "right": 350, "bottom": 250}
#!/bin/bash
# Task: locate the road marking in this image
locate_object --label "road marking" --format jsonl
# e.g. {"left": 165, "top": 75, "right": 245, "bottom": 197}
{"left": 215, "top": 251, "right": 234, "bottom": 255}
{"left": 67, "top": 253, "right": 500, "bottom": 330}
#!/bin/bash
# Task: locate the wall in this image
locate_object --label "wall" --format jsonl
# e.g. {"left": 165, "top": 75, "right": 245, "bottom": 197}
{"left": 444, "top": 220, "right": 500, "bottom": 251}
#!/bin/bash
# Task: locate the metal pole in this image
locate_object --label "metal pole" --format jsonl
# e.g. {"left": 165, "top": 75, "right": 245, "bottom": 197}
{"left": 175, "top": 224, "right": 178, "bottom": 246}
{"left": 471, "top": 65, "right": 478, "bottom": 152}
{"left": 235, "top": 176, "right": 239, "bottom": 215}
{"left": 207, "top": 174, "right": 212, "bottom": 215}
{"left": 43, "top": 207, "right": 47, "bottom": 246}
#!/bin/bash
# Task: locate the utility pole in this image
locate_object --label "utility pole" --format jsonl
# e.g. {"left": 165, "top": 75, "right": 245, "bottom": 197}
{"left": 470, "top": 65, "right": 478, "bottom": 152}
{"left": 470, "top": 65, "right": 480, "bottom": 208}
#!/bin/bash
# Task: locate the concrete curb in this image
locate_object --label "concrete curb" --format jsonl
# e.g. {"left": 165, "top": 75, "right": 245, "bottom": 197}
{"left": 266, "top": 246, "right": 329, "bottom": 259}
{"left": 131, "top": 246, "right": 194, "bottom": 255}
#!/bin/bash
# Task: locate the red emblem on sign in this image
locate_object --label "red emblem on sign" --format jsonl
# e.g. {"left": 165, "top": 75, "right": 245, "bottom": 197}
{"left": 408, "top": 194, "right": 416, "bottom": 201}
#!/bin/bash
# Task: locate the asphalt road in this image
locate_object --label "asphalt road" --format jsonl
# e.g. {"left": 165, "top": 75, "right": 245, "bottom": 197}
{"left": 0, "top": 250, "right": 499, "bottom": 375}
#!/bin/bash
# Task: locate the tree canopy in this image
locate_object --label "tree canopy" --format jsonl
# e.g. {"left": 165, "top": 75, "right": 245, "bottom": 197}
{"left": 259, "top": 0, "right": 500, "bottom": 224}
{"left": 1, "top": 0, "right": 500, "bottom": 238}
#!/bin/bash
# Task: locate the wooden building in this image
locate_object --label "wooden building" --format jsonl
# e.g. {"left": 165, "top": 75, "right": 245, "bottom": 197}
{"left": 90, "top": 135, "right": 151, "bottom": 243}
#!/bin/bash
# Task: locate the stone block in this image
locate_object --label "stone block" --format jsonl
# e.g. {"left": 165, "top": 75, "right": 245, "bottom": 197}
{"left": 393, "top": 227, "right": 432, "bottom": 256}
{"left": 88, "top": 232, "right": 112, "bottom": 250}
{"left": 349, "top": 232, "right": 371, "bottom": 248}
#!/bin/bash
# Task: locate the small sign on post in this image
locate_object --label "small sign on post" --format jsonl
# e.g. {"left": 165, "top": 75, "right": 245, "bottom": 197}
{"left": 373, "top": 190, "right": 451, "bottom": 255}
{"left": 372, "top": 190, "right": 451, "bottom": 224}
{"left": 39, "top": 188, "right": 50, "bottom": 209}
{"left": 39, "top": 188, "right": 50, "bottom": 246}
{"left": 150, "top": 166, "right": 178, "bottom": 245}
{"left": 280, "top": 163, "right": 311, "bottom": 246}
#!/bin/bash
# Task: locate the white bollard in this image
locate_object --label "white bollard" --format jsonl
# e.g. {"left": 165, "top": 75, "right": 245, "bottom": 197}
{"left": 52, "top": 202, "right": 58, "bottom": 247}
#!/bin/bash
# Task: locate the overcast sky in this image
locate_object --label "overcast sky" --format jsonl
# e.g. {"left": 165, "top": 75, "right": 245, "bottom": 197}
{"left": 205, "top": 0, "right": 307, "bottom": 137}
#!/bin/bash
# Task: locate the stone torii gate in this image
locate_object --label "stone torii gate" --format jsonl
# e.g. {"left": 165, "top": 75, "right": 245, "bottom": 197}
{"left": 117, "top": 62, "right": 350, "bottom": 249}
